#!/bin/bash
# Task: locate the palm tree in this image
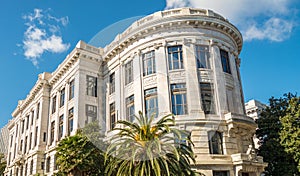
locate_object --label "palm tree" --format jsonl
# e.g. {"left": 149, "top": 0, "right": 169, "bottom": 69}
{"left": 55, "top": 130, "right": 105, "bottom": 176}
{"left": 0, "top": 153, "right": 6, "bottom": 176}
{"left": 105, "top": 111, "right": 201, "bottom": 176}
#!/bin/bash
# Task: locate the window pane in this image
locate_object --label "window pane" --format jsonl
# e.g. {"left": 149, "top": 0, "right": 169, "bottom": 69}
{"left": 168, "top": 46, "right": 183, "bottom": 70}
{"left": 145, "top": 88, "right": 158, "bottom": 118}
{"left": 69, "top": 79, "right": 75, "bottom": 100}
{"left": 126, "top": 95, "right": 135, "bottom": 122}
{"left": 208, "top": 131, "right": 223, "bottom": 154}
{"left": 171, "top": 84, "right": 187, "bottom": 115}
{"left": 125, "top": 61, "right": 133, "bottom": 85}
{"left": 200, "top": 83, "right": 215, "bottom": 114}
{"left": 109, "top": 73, "right": 115, "bottom": 94}
{"left": 110, "top": 103, "right": 116, "bottom": 129}
{"left": 220, "top": 49, "right": 231, "bottom": 74}
{"left": 86, "top": 76, "right": 97, "bottom": 97}
{"left": 143, "top": 51, "right": 156, "bottom": 76}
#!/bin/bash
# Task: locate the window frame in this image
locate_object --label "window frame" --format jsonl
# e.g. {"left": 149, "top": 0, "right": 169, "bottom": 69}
{"left": 110, "top": 103, "right": 116, "bottom": 129}
{"left": 171, "top": 83, "right": 188, "bottom": 115}
{"left": 69, "top": 79, "right": 75, "bottom": 100}
{"left": 208, "top": 131, "right": 223, "bottom": 155}
{"left": 195, "top": 45, "right": 210, "bottom": 69}
{"left": 142, "top": 50, "right": 156, "bottom": 76}
{"left": 126, "top": 95, "right": 135, "bottom": 122}
{"left": 200, "top": 83, "right": 216, "bottom": 114}
{"left": 86, "top": 75, "right": 97, "bottom": 97}
{"left": 144, "top": 88, "right": 158, "bottom": 118}
{"left": 125, "top": 60, "right": 133, "bottom": 85}
{"left": 168, "top": 45, "right": 184, "bottom": 70}
{"left": 109, "top": 73, "right": 115, "bottom": 94}
{"left": 59, "top": 88, "right": 65, "bottom": 107}
{"left": 220, "top": 49, "right": 231, "bottom": 74}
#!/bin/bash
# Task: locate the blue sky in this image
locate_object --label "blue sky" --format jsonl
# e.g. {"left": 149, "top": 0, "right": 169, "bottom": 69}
{"left": 0, "top": 0, "right": 299, "bottom": 128}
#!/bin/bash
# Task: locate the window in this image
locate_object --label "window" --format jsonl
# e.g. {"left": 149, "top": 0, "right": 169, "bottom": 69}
{"left": 110, "top": 103, "right": 116, "bottom": 129}
{"left": 26, "top": 115, "right": 29, "bottom": 130}
{"left": 24, "top": 163, "right": 27, "bottom": 176}
{"left": 52, "top": 96, "right": 57, "bottom": 114}
{"left": 54, "top": 155, "right": 58, "bottom": 171}
{"left": 208, "top": 131, "right": 223, "bottom": 154}
{"left": 168, "top": 45, "right": 184, "bottom": 70}
{"left": 34, "top": 126, "right": 38, "bottom": 147}
{"left": 20, "top": 140, "right": 23, "bottom": 152}
{"left": 21, "top": 120, "right": 25, "bottom": 133}
{"left": 46, "top": 156, "right": 50, "bottom": 172}
{"left": 200, "top": 83, "right": 215, "bottom": 114}
{"left": 20, "top": 165, "right": 23, "bottom": 176}
{"left": 125, "top": 61, "right": 133, "bottom": 85}
{"left": 86, "top": 105, "right": 97, "bottom": 124}
{"left": 24, "top": 136, "right": 28, "bottom": 154}
{"left": 30, "top": 160, "right": 33, "bottom": 174}
{"left": 143, "top": 51, "right": 156, "bottom": 76}
{"left": 242, "top": 173, "right": 249, "bottom": 176}
{"left": 50, "top": 121, "right": 55, "bottom": 144}
{"left": 171, "top": 84, "right": 188, "bottom": 115}
{"left": 36, "top": 103, "right": 40, "bottom": 119}
{"left": 109, "top": 73, "right": 115, "bottom": 94}
{"left": 29, "top": 132, "right": 32, "bottom": 149}
{"left": 58, "top": 115, "right": 64, "bottom": 140}
{"left": 220, "top": 49, "right": 231, "bottom": 74}
{"left": 126, "top": 95, "right": 135, "bottom": 122}
{"left": 69, "top": 79, "right": 75, "bottom": 100}
{"left": 145, "top": 88, "right": 158, "bottom": 118}
{"left": 196, "top": 45, "right": 210, "bottom": 69}
{"left": 10, "top": 135, "right": 13, "bottom": 148}
{"left": 68, "top": 108, "right": 74, "bottom": 134}
{"left": 86, "top": 75, "right": 97, "bottom": 97}
{"left": 43, "top": 132, "right": 47, "bottom": 142}
{"left": 31, "top": 110, "right": 34, "bottom": 125}
{"left": 213, "top": 171, "right": 229, "bottom": 176}
{"left": 60, "top": 88, "right": 65, "bottom": 107}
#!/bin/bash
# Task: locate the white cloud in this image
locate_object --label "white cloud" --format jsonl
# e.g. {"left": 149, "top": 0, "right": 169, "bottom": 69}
{"left": 22, "top": 9, "right": 70, "bottom": 66}
{"left": 165, "top": 0, "right": 297, "bottom": 42}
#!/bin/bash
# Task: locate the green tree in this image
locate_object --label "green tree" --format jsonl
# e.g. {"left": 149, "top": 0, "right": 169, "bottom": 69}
{"left": 0, "top": 153, "right": 6, "bottom": 176}
{"left": 55, "top": 130, "right": 105, "bottom": 176}
{"left": 280, "top": 97, "right": 300, "bottom": 172}
{"left": 105, "top": 111, "right": 202, "bottom": 176}
{"left": 256, "top": 94, "right": 299, "bottom": 176}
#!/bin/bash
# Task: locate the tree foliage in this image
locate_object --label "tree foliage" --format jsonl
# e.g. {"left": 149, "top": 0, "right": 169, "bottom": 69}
{"left": 279, "top": 97, "right": 300, "bottom": 172}
{"left": 105, "top": 111, "right": 202, "bottom": 176}
{"left": 0, "top": 153, "right": 6, "bottom": 176}
{"left": 256, "top": 93, "right": 299, "bottom": 176}
{"left": 55, "top": 122, "right": 106, "bottom": 176}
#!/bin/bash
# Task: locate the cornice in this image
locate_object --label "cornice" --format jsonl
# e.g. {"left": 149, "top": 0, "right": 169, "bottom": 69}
{"left": 103, "top": 7, "right": 243, "bottom": 61}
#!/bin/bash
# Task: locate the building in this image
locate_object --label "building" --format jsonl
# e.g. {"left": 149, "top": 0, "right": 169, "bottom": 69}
{"left": 0, "top": 123, "right": 9, "bottom": 155}
{"left": 245, "top": 100, "right": 267, "bottom": 149}
{"left": 5, "top": 8, "right": 267, "bottom": 176}
{"left": 245, "top": 100, "right": 266, "bottom": 121}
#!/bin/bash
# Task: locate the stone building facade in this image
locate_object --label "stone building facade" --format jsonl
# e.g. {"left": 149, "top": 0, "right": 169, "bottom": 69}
{"left": 5, "top": 8, "right": 267, "bottom": 176}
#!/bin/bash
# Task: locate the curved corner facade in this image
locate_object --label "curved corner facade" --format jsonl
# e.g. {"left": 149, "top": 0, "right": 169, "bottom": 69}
{"left": 5, "top": 8, "right": 267, "bottom": 176}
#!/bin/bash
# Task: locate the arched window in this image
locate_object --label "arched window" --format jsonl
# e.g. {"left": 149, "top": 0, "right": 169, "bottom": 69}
{"left": 208, "top": 131, "right": 223, "bottom": 154}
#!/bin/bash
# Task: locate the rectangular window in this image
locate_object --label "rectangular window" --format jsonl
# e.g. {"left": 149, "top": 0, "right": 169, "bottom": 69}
{"left": 60, "top": 88, "right": 65, "bottom": 107}
{"left": 109, "top": 73, "right": 115, "bottom": 94}
{"left": 21, "top": 120, "right": 25, "bottom": 133}
{"left": 213, "top": 171, "right": 229, "bottom": 176}
{"left": 52, "top": 96, "right": 57, "bottom": 114}
{"left": 168, "top": 45, "right": 184, "bottom": 70}
{"left": 31, "top": 110, "right": 34, "bottom": 125}
{"left": 36, "top": 103, "right": 40, "bottom": 119}
{"left": 196, "top": 45, "right": 210, "bottom": 69}
{"left": 171, "top": 84, "right": 188, "bottom": 115}
{"left": 58, "top": 115, "right": 64, "bottom": 140}
{"left": 10, "top": 135, "right": 13, "bottom": 148}
{"left": 24, "top": 136, "right": 28, "bottom": 154}
{"left": 200, "top": 83, "right": 215, "bottom": 114}
{"left": 86, "top": 75, "right": 97, "bottom": 97}
{"left": 125, "top": 61, "right": 133, "bottom": 85}
{"left": 68, "top": 108, "right": 74, "bottom": 134}
{"left": 86, "top": 105, "right": 97, "bottom": 124}
{"left": 50, "top": 121, "right": 55, "bottom": 144}
{"left": 26, "top": 115, "right": 29, "bottom": 130}
{"left": 34, "top": 126, "right": 38, "bottom": 147}
{"left": 220, "top": 49, "right": 231, "bottom": 74}
{"left": 142, "top": 51, "right": 156, "bottom": 76}
{"left": 29, "top": 132, "right": 32, "bottom": 149}
{"left": 20, "top": 140, "right": 23, "bottom": 152}
{"left": 69, "top": 79, "right": 75, "bottom": 100}
{"left": 46, "top": 157, "right": 50, "bottom": 172}
{"left": 126, "top": 95, "right": 135, "bottom": 122}
{"left": 145, "top": 88, "right": 158, "bottom": 118}
{"left": 43, "top": 132, "right": 47, "bottom": 142}
{"left": 208, "top": 131, "right": 223, "bottom": 154}
{"left": 110, "top": 103, "right": 116, "bottom": 129}
{"left": 30, "top": 160, "right": 33, "bottom": 175}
